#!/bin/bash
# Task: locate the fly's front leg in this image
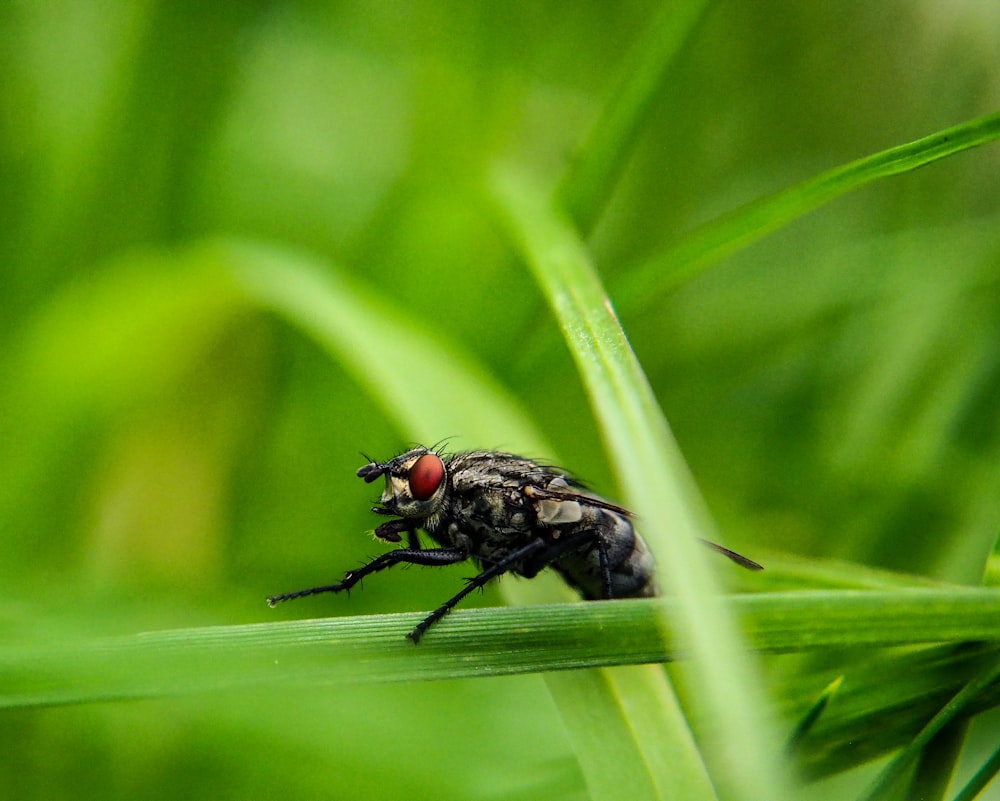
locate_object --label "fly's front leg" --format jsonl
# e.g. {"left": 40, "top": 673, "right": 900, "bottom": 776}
{"left": 370, "top": 514, "right": 422, "bottom": 549}
{"left": 369, "top": 518, "right": 413, "bottom": 544}
{"left": 267, "top": 546, "right": 468, "bottom": 606}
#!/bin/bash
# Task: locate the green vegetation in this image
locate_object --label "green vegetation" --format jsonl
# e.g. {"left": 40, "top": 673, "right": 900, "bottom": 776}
{"left": 2, "top": 3, "right": 999, "bottom": 800}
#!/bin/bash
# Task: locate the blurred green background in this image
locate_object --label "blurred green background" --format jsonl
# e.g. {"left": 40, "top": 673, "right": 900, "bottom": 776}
{"left": 2, "top": 1, "right": 999, "bottom": 799}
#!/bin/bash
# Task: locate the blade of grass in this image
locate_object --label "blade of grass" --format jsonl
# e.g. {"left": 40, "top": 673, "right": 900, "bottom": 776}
{"left": 491, "top": 164, "right": 792, "bottom": 801}
{"left": 548, "top": 663, "right": 714, "bottom": 801}
{"left": 618, "top": 110, "right": 1000, "bottom": 309}
{"left": 857, "top": 652, "right": 1000, "bottom": 801}
{"left": 785, "top": 675, "right": 844, "bottom": 752}
{"left": 735, "top": 552, "right": 955, "bottom": 592}
{"left": 556, "top": 0, "right": 710, "bottom": 235}
{"left": 910, "top": 721, "right": 969, "bottom": 801}
{"left": 788, "top": 642, "right": 1000, "bottom": 780}
{"left": 220, "top": 240, "right": 711, "bottom": 801}
{"left": 6, "top": 589, "right": 1000, "bottom": 710}
{"left": 950, "top": 743, "right": 1000, "bottom": 801}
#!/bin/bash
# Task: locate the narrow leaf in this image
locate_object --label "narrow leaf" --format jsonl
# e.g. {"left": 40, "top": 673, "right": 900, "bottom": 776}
{"left": 786, "top": 675, "right": 843, "bottom": 752}
{"left": 619, "top": 110, "right": 1000, "bottom": 307}
{"left": 858, "top": 653, "right": 1000, "bottom": 801}
{"left": 6, "top": 589, "right": 1000, "bottom": 710}
{"left": 491, "top": 164, "right": 792, "bottom": 801}
{"left": 950, "top": 743, "right": 1000, "bottom": 801}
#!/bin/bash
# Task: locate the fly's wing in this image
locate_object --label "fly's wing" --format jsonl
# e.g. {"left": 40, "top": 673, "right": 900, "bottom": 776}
{"left": 526, "top": 481, "right": 763, "bottom": 571}
{"left": 523, "top": 479, "right": 632, "bottom": 528}
{"left": 698, "top": 539, "right": 763, "bottom": 570}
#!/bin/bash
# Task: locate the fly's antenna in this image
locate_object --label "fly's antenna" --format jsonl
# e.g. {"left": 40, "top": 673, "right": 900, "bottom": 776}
{"left": 356, "top": 460, "right": 387, "bottom": 483}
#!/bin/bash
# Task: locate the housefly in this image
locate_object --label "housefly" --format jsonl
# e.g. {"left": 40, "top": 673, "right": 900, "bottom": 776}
{"left": 267, "top": 445, "right": 762, "bottom": 642}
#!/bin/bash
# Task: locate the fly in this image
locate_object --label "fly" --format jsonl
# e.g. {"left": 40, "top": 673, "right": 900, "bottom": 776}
{"left": 267, "top": 445, "right": 762, "bottom": 642}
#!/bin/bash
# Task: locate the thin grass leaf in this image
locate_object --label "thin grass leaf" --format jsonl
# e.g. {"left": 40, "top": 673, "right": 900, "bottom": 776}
{"left": 557, "top": 0, "right": 710, "bottom": 235}
{"left": 220, "top": 240, "right": 704, "bottom": 801}
{"left": 786, "top": 675, "right": 843, "bottom": 752}
{"left": 545, "top": 665, "right": 715, "bottom": 801}
{"left": 789, "top": 643, "right": 1000, "bottom": 780}
{"left": 618, "top": 110, "right": 1000, "bottom": 308}
{"left": 950, "top": 743, "right": 1000, "bottom": 801}
{"left": 909, "top": 722, "right": 969, "bottom": 801}
{"left": 6, "top": 589, "right": 1000, "bottom": 711}
{"left": 857, "top": 653, "right": 1000, "bottom": 801}
{"left": 491, "top": 164, "right": 793, "bottom": 801}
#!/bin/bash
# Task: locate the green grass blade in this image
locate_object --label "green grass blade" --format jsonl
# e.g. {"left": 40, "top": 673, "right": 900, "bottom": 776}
{"left": 950, "top": 743, "right": 1000, "bottom": 801}
{"left": 491, "top": 165, "right": 793, "bottom": 801}
{"left": 556, "top": 0, "right": 710, "bottom": 234}
{"left": 619, "top": 110, "right": 1000, "bottom": 307}
{"left": 857, "top": 653, "right": 1000, "bottom": 801}
{"left": 545, "top": 666, "right": 714, "bottom": 801}
{"left": 6, "top": 589, "right": 1000, "bottom": 710}
{"left": 909, "top": 721, "right": 969, "bottom": 801}
{"left": 737, "top": 552, "right": 955, "bottom": 592}
{"left": 785, "top": 675, "right": 844, "bottom": 752}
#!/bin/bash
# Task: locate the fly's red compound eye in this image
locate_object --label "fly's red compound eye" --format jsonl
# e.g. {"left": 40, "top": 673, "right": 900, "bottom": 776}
{"left": 408, "top": 453, "right": 444, "bottom": 500}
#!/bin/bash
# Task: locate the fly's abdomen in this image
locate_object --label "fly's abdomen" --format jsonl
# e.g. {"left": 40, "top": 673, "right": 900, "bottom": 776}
{"left": 552, "top": 511, "right": 659, "bottom": 600}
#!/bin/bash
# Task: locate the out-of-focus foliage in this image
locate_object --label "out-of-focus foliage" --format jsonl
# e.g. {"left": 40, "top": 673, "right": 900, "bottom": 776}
{"left": 2, "top": 1, "right": 999, "bottom": 799}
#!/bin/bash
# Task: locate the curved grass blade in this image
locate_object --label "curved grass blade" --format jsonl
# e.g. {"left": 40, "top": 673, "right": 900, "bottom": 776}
{"left": 619, "top": 110, "right": 1000, "bottom": 308}
{"left": 219, "top": 240, "right": 544, "bottom": 453}
{"left": 491, "top": 165, "right": 793, "bottom": 801}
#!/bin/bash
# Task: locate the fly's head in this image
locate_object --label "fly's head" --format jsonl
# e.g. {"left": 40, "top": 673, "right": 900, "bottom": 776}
{"left": 357, "top": 446, "right": 448, "bottom": 524}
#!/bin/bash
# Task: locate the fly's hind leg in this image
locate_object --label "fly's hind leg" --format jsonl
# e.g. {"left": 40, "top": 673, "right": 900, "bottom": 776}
{"left": 519, "top": 526, "right": 613, "bottom": 599}
{"left": 408, "top": 538, "right": 549, "bottom": 643}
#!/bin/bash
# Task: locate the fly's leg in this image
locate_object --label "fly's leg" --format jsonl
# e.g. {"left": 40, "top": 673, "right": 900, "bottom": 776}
{"left": 596, "top": 535, "right": 613, "bottom": 598}
{"left": 518, "top": 527, "right": 599, "bottom": 578}
{"left": 369, "top": 518, "right": 422, "bottom": 549}
{"left": 267, "top": 547, "right": 468, "bottom": 606}
{"left": 369, "top": 518, "right": 414, "bottom": 543}
{"left": 408, "top": 538, "right": 548, "bottom": 644}
{"left": 519, "top": 527, "right": 613, "bottom": 597}
{"left": 522, "top": 523, "right": 623, "bottom": 600}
